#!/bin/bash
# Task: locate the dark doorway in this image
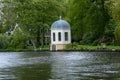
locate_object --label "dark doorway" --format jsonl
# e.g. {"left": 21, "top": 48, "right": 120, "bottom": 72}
{"left": 52, "top": 45, "right": 56, "bottom": 51}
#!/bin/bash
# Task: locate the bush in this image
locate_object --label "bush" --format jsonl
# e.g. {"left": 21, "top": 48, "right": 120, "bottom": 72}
{"left": 115, "top": 26, "right": 120, "bottom": 45}
{"left": 65, "top": 42, "right": 79, "bottom": 50}
{"left": 92, "top": 39, "right": 100, "bottom": 46}
{"left": 81, "top": 32, "right": 93, "bottom": 45}
{"left": 0, "top": 34, "right": 10, "bottom": 49}
{"left": 72, "top": 42, "right": 78, "bottom": 49}
{"left": 8, "top": 29, "right": 30, "bottom": 49}
{"left": 65, "top": 43, "right": 73, "bottom": 50}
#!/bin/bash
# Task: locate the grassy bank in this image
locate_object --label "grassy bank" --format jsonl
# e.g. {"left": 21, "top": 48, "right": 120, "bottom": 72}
{"left": 77, "top": 45, "right": 120, "bottom": 50}
{"left": 0, "top": 45, "right": 50, "bottom": 52}
{"left": 65, "top": 44, "right": 120, "bottom": 51}
{"left": 0, "top": 45, "right": 119, "bottom": 52}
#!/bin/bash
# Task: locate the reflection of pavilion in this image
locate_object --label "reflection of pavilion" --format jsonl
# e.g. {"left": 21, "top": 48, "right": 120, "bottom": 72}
{"left": 50, "top": 52, "right": 85, "bottom": 80}
{"left": 50, "top": 17, "right": 71, "bottom": 51}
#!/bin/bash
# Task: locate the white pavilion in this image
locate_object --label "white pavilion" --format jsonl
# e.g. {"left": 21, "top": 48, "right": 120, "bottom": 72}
{"left": 50, "top": 17, "right": 71, "bottom": 51}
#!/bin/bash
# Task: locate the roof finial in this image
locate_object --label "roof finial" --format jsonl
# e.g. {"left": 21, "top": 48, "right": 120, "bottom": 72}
{"left": 59, "top": 16, "right": 62, "bottom": 20}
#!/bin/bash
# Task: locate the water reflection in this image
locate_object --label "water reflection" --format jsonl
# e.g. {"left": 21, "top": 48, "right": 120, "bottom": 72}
{"left": 0, "top": 52, "right": 22, "bottom": 80}
{"left": 0, "top": 52, "right": 120, "bottom": 80}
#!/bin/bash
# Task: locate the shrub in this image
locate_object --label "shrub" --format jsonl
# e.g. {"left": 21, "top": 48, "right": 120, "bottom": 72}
{"left": 114, "top": 26, "right": 120, "bottom": 45}
{"left": 72, "top": 42, "right": 78, "bottom": 49}
{"left": 65, "top": 43, "right": 73, "bottom": 50}
{"left": 9, "top": 29, "right": 30, "bottom": 49}
{"left": 0, "top": 34, "right": 10, "bottom": 49}
{"left": 65, "top": 42, "right": 79, "bottom": 50}
{"left": 81, "top": 32, "right": 93, "bottom": 45}
{"left": 92, "top": 39, "right": 100, "bottom": 46}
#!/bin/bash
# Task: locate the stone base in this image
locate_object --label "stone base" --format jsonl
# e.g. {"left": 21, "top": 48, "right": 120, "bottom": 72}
{"left": 50, "top": 44, "right": 66, "bottom": 51}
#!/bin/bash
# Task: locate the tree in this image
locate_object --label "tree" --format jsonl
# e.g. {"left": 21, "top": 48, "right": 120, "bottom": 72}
{"left": 0, "top": 0, "right": 16, "bottom": 33}
{"left": 69, "top": 0, "right": 91, "bottom": 42}
{"left": 85, "top": 0, "right": 109, "bottom": 40}
{"left": 0, "top": 34, "right": 10, "bottom": 49}
{"left": 9, "top": 29, "right": 30, "bottom": 49}
{"left": 68, "top": 0, "right": 110, "bottom": 44}
{"left": 105, "top": 0, "right": 120, "bottom": 45}
{"left": 14, "top": 0, "right": 64, "bottom": 47}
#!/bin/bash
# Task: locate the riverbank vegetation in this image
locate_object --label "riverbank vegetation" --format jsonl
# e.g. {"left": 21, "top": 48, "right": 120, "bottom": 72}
{"left": 65, "top": 43, "right": 120, "bottom": 51}
{"left": 0, "top": 0, "right": 120, "bottom": 50}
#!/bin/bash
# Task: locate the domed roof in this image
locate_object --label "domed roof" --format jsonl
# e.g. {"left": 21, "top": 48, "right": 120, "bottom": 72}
{"left": 51, "top": 17, "right": 70, "bottom": 29}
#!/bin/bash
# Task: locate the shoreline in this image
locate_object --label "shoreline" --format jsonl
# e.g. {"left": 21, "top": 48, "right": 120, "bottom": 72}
{"left": 0, "top": 49, "right": 120, "bottom": 52}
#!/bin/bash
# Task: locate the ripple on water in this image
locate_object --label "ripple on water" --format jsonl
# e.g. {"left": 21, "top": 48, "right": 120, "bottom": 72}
{"left": 0, "top": 52, "right": 120, "bottom": 80}
{"left": 105, "top": 71, "right": 119, "bottom": 74}
{"left": 0, "top": 68, "right": 16, "bottom": 80}
{"left": 0, "top": 52, "right": 23, "bottom": 68}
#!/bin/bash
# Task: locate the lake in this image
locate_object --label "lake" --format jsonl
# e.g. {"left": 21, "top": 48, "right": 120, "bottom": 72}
{"left": 0, "top": 52, "right": 120, "bottom": 80}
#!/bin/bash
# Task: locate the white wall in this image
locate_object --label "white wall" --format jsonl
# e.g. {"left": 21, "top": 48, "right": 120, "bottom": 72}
{"left": 51, "top": 29, "right": 71, "bottom": 45}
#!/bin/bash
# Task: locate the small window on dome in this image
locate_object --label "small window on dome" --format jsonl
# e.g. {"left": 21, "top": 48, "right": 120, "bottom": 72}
{"left": 58, "top": 32, "right": 61, "bottom": 41}
{"left": 65, "top": 32, "right": 68, "bottom": 41}
{"left": 53, "top": 33, "right": 55, "bottom": 41}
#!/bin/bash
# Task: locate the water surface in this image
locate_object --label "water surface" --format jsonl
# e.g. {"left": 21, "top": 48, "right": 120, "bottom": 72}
{"left": 0, "top": 52, "right": 120, "bottom": 80}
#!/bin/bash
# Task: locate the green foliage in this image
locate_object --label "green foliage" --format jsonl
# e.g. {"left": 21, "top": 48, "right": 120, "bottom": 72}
{"left": 0, "top": 0, "right": 68, "bottom": 50}
{"left": 105, "top": 0, "right": 120, "bottom": 45}
{"left": 65, "top": 42, "right": 78, "bottom": 50}
{"left": 0, "top": 1, "right": 17, "bottom": 33}
{"left": 14, "top": 0, "right": 65, "bottom": 47}
{"left": 65, "top": 44, "right": 120, "bottom": 51}
{"left": 0, "top": 0, "right": 119, "bottom": 50}
{"left": 81, "top": 32, "right": 93, "bottom": 45}
{"left": 92, "top": 39, "right": 100, "bottom": 46}
{"left": 65, "top": 43, "right": 73, "bottom": 50}
{"left": 69, "top": 0, "right": 110, "bottom": 43}
{"left": 103, "top": 19, "right": 116, "bottom": 45}
{"left": 69, "top": 0, "right": 91, "bottom": 41}
{"left": 0, "top": 34, "right": 10, "bottom": 49}
{"left": 105, "top": 19, "right": 116, "bottom": 37}
{"left": 115, "top": 26, "right": 120, "bottom": 45}
{"left": 9, "top": 29, "right": 30, "bottom": 49}
{"left": 110, "top": 0, "right": 120, "bottom": 23}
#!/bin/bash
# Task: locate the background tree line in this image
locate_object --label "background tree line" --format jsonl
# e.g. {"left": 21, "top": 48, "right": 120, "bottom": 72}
{"left": 68, "top": 0, "right": 116, "bottom": 45}
{"left": 0, "top": 0, "right": 66, "bottom": 49}
{"left": 0, "top": 0, "right": 120, "bottom": 49}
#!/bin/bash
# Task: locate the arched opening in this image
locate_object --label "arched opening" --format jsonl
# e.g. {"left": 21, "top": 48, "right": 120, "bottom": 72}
{"left": 53, "top": 33, "right": 56, "bottom": 41}
{"left": 58, "top": 32, "right": 61, "bottom": 41}
{"left": 65, "top": 32, "right": 68, "bottom": 41}
{"left": 52, "top": 45, "right": 56, "bottom": 51}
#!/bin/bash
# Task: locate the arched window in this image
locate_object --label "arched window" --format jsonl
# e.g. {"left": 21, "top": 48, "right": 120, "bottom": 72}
{"left": 58, "top": 32, "right": 61, "bottom": 41}
{"left": 65, "top": 32, "right": 68, "bottom": 41}
{"left": 53, "top": 33, "right": 55, "bottom": 41}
